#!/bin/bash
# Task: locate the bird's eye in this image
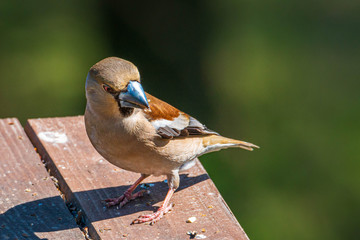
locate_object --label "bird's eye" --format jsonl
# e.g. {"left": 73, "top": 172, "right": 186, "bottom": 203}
{"left": 102, "top": 84, "right": 116, "bottom": 94}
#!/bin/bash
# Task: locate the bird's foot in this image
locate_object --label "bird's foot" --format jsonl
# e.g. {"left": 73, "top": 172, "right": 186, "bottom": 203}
{"left": 104, "top": 190, "right": 148, "bottom": 208}
{"left": 131, "top": 203, "right": 174, "bottom": 225}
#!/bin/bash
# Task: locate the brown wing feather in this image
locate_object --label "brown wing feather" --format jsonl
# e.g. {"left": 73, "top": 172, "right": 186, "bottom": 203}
{"left": 144, "top": 93, "right": 218, "bottom": 139}
{"left": 145, "top": 93, "right": 183, "bottom": 121}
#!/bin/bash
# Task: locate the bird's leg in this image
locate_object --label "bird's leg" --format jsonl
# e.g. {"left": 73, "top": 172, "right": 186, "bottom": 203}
{"left": 132, "top": 171, "right": 179, "bottom": 225}
{"left": 104, "top": 174, "right": 149, "bottom": 207}
{"left": 132, "top": 187, "right": 175, "bottom": 225}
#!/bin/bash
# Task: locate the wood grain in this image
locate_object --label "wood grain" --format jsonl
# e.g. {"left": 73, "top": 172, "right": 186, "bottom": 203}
{"left": 0, "top": 118, "right": 84, "bottom": 240}
{"left": 25, "top": 116, "right": 249, "bottom": 240}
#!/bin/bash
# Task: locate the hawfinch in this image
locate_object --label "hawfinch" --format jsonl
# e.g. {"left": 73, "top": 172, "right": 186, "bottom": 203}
{"left": 84, "top": 57, "right": 259, "bottom": 225}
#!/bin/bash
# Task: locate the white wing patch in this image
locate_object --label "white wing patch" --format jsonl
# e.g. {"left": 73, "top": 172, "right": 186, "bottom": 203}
{"left": 150, "top": 113, "right": 189, "bottom": 130}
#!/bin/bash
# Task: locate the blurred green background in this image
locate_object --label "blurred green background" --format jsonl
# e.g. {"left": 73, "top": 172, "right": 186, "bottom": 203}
{"left": 1, "top": 1, "right": 359, "bottom": 239}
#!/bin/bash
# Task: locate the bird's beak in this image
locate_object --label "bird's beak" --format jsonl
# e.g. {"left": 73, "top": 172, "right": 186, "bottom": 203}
{"left": 118, "top": 81, "right": 149, "bottom": 109}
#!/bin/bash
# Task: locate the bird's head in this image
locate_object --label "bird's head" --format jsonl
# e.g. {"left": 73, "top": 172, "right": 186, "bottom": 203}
{"left": 85, "top": 57, "right": 149, "bottom": 116}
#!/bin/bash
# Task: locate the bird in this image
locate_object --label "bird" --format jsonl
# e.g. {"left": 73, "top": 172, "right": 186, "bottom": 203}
{"left": 84, "top": 57, "right": 259, "bottom": 225}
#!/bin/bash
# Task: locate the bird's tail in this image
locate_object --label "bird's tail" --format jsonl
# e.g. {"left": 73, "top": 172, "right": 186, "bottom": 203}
{"left": 202, "top": 135, "right": 259, "bottom": 154}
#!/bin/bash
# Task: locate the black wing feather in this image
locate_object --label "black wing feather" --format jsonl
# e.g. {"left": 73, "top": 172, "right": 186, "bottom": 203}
{"left": 156, "top": 116, "right": 219, "bottom": 139}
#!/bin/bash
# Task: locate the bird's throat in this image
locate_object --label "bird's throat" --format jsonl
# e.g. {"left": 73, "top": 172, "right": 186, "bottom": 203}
{"left": 117, "top": 100, "right": 134, "bottom": 117}
{"left": 114, "top": 94, "right": 134, "bottom": 117}
{"left": 120, "top": 107, "right": 134, "bottom": 117}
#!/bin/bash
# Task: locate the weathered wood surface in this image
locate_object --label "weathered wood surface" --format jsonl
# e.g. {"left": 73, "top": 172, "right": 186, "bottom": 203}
{"left": 0, "top": 118, "right": 84, "bottom": 240}
{"left": 25, "top": 116, "right": 249, "bottom": 240}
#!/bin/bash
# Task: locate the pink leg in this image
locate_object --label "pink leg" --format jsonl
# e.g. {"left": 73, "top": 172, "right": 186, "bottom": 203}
{"left": 132, "top": 187, "right": 175, "bottom": 225}
{"left": 104, "top": 174, "right": 148, "bottom": 208}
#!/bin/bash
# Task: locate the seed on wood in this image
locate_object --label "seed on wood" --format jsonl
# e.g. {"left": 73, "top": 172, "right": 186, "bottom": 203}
{"left": 186, "top": 217, "right": 197, "bottom": 223}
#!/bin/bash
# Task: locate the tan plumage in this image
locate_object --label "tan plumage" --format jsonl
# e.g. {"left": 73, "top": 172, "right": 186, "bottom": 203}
{"left": 84, "top": 57, "right": 259, "bottom": 224}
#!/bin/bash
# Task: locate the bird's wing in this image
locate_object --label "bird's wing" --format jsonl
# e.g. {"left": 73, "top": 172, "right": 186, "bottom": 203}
{"left": 144, "top": 93, "right": 219, "bottom": 139}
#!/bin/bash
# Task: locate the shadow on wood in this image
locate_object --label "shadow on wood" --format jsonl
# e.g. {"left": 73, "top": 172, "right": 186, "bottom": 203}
{"left": 0, "top": 173, "right": 208, "bottom": 239}
{"left": 0, "top": 196, "right": 77, "bottom": 240}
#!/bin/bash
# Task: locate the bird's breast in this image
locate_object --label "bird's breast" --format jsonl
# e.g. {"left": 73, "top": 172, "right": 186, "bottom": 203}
{"left": 85, "top": 109, "right": 178, "bottom": 175}
{"left": 84, "top": 108, "right": 206, "bottom": 175}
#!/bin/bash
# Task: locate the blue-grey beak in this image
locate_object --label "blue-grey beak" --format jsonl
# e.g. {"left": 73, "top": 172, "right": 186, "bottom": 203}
{"left": 118, "top": 81, "right": 149, "bottom": 109}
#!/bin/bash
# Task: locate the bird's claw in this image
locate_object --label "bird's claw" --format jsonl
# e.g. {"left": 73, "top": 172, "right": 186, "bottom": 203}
{"left": 131, "top": 203, "right": 174, "bottom": 225}
{"left": 104, "top": 189, "right": 148, "bottom": 208}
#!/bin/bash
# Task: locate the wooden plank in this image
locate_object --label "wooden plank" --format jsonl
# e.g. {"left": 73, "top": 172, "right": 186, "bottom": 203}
{"left": 25, "top": 116, "right": 249, "bottom": 240}
{"left": 0, "top": 118, "right": 84, "bottom": 240}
